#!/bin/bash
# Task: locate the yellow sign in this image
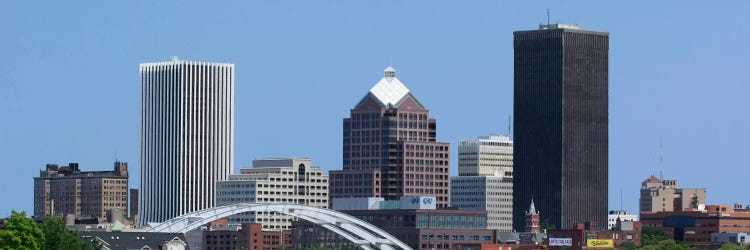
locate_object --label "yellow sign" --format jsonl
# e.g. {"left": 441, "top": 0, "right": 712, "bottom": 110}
{"left": 587, "top": 239, "right": 614, "bottom": 248}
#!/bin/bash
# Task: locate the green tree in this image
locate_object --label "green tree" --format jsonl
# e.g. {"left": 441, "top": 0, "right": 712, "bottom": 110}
{"left": 40, "top": 216, "right": 100, "bottom": 250}
{"left": 640, "top": 239, "right": 695, "bottom": 250}
{"left": 718, "top": 242, "right": 744, "bottom": 250}
{"left": 0, "top": 211, "right": 44, "bottom": 250}
{"left": 641, "top": 226, "right": 670, "bottom": 246}
{"left": 540, "top": 219, "right": 556, "bottom": 231}
{"left": 620, "top": 240, "right": 637, "bottom": 250}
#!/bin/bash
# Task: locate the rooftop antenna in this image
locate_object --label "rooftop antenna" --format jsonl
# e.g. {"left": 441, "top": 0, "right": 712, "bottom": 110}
{"left": 546, "top": 9, "right": 550, "bottom": 25}
{"left": 659, "top": 137, "right": 664, "bottom": 180}
{"left": 115, "top": 150, "right": 118, "bottom": 162}
{"left": 620, "top": 186, "right": 623, "bottom": 211}
{"left": 507, "top": 115, "right": 512, "bottom": 138}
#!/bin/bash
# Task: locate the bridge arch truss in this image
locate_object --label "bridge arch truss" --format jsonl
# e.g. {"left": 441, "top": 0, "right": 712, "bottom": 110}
{"left": 145, "top": 203, "right": 412, "bottom": 250}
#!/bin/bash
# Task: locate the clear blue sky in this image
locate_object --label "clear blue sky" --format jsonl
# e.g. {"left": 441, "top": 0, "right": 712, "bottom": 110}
{"left": 1, "top": 1, "right": 748, "bottom": 217}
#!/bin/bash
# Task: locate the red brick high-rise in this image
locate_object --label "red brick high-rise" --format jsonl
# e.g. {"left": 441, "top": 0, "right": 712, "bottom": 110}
{"left": 329, "top": 67, "right": 450, "bottom": 208}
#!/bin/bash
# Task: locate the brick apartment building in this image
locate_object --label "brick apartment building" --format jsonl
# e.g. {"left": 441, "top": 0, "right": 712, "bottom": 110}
{"left": 33, "top": 162, "right": 129, "bottom": 222}
{"left": 202, "top": 219, "right": 292, "bottom": 250}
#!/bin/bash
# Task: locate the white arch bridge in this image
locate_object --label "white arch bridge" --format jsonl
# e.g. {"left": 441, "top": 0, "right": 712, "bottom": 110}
{"left": 145, "top": 203, "right": 413, "bottom": 250}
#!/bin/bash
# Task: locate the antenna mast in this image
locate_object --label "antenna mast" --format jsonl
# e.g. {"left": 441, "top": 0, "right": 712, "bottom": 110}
{"left": 507, "top": 115, "right": 512, "bottom": 138}
{"left": 547, "top": 9, "right": 550, "bottom": 25}
{"left": 659, "top": 137, "right": 664, "bottom": 180}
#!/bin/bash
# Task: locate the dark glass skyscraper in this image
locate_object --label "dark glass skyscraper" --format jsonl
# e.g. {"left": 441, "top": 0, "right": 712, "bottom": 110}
{"left": 512, "top": 24, "right": 609, "bottom": 231}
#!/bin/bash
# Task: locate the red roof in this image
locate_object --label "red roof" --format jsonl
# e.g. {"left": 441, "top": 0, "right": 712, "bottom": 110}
{"left": 644, "top": 175, "right": 661, "bottom": 183}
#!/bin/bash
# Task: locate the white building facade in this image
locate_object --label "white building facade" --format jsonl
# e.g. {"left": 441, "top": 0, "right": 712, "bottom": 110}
{"left": 216, "top": 158, "right": 328, "bottom": 231}
{"left": 139, "top": 57, "right": 234, "bottom": 226}
{"left": 458, "top": 135, "right": 513, "bottom": 177}
{"left": 607, "top": 210, "right": 638, "bottom": 230}
{"left": 451, "top": 135, "right": 514, "bottom": 232}
{"left": 450, "top": 176, "right": 513, "bottom": 232}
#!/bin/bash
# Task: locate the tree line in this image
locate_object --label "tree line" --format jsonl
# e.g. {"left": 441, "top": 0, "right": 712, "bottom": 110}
{"left": 0, "top": 211, "right": 100, "bottom": 250}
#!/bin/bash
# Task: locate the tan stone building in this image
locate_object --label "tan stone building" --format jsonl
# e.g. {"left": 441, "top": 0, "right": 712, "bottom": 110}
{"left": 33, "top": 162, "right": 129, "bottom": 221}
{"left": 216, "top": 158, "right": 329, "bottom": 231}
{"left": 639, "top": 176, "right": 706, "bottom": 213}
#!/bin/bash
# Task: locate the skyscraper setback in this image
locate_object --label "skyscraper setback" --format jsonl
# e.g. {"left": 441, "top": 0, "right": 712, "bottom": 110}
{"left": 513, "top": 24, "right": 609, "bottom": 231}
{"left": 139, "top": 57, "right": 234, "bottom": 226}
{"left": 329, "top": 67, "right": 450, "bottom": 208}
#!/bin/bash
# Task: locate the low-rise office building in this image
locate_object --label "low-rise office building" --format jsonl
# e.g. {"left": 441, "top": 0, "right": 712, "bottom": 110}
{"left": 641, "top": 204, "right": 750, "bottom": 249}
{"left": 200, "top": 219, "right": 292, "bottom": 250}
{"left": 608, "top": 210, "right": 638, "bottom": 230}
{"left": 450, "top": 175, "right": 513, "bottom": 231}
{"left": 296, "top": 196, "right": 495, "bottom": 250}
{"left": 216, "top": 158, "right": 328, "bottom": 231}
{"left": 597, "top": 220, "right": 642, "bottom": 247}
{"left": 640, "top": 176, "right": 706, "bottom": 213}
{"left": 712, "top": 232, "right": 749, "bottom": 248}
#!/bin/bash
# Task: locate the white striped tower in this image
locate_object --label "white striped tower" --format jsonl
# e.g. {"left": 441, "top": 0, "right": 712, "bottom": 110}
{"left": 139, "top": 57, "right": 234, "bottom": 226}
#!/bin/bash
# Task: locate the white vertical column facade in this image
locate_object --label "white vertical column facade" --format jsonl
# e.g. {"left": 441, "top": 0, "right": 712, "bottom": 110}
{"left": 457, "top": 135, "right": 514, "bottom": 177}
{"left": 139, "top": 58, "right": 234, "bottom": 226}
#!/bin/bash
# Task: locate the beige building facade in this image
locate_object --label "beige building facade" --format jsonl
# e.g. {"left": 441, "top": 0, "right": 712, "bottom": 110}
{"left": 216, "top": 158, "right": 329, "bottom": 231}
{"left": 458, "top": 135, "right": 513, "bottom": 177}
{"left": 640, "top": 176, "right": 706, "bottom": 213}
{"left": 33, "top": 162, "right": 129, "bottom": 221}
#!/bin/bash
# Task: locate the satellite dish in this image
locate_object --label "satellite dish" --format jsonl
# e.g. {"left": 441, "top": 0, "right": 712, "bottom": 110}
{"left": 698, "top": 204, "right": 706, "bottom": 211}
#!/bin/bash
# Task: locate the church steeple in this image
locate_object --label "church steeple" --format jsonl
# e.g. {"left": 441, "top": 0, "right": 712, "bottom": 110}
{"left": 525, "top": 200, "right": 541, "bottom": 233}
{"left": 528, "top": 198, "right": 539, "bottom": 215}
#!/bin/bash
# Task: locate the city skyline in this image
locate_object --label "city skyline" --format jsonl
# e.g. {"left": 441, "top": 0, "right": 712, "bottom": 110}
{"left": 2, "top": 1, "right": 750, "bottom": 218}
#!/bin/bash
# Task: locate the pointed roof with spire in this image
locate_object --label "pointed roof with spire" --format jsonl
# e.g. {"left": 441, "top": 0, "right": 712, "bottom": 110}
{"left": 367, "top": 66, "right": 411, "bottom": 107}
{"left": 527, "top": 199, "right": 538, "bottom": 215}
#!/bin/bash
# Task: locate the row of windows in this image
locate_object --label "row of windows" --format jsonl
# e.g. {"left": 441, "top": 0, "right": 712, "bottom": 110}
{"left": 102, "top": 179, "right": 127, "bottom": 184}
{"left": 398, "top": 113, "right": 428, "bottom": 120}
{"left": 420, "top": 233, "right": 492, "bottom": 241}
{"left": 452, "top": 197, "right": 512, "bottom": 202}
{"left": 103, "top": 196, "right": 128, "bottom": 201}
{"left": 219, "top": 197, "right": 327, "bottom": 203}
{"left": 405, "top": 144, "right": 447, "bottom": 151}
{"left": 405, "top": 166, "right": 449, "bottom": 172}
{"left": 451, "top": 191, "right": 513, "bottom": 195}
{"left": 416, "top": 215, "right": 488, "bottom": 229}
{"left": 404, "top": 188, "right": 449, "bottom": 194}
{"left": 219, "top": 183, "right": 327, "bottom": 190}
{"left": 458, "top": 152, "right": 513, "bottom": 156}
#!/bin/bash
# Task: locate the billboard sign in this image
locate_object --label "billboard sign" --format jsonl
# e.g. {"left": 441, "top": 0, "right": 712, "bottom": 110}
{"left": 548, "top": 238, "right": 572, "bottom": 246}
{"left": 399, "top": 196, "right": 437, "bottom": 210}
{"left": 518, "top": 233, "right": 535, "bottom": 244}
{"left": 587, "top": 239, "right": 614, "bottom": 248}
